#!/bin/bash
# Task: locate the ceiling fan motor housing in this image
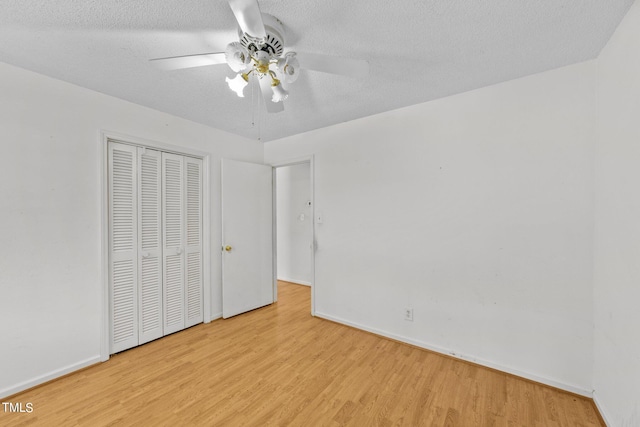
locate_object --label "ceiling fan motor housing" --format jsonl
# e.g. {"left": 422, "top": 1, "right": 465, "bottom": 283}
{"left": 239, "top": 14, "right": 285, "bottom": 58}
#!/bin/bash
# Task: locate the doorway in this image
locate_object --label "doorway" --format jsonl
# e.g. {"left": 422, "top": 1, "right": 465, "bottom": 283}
{"left": 272, "top": 158, "right": 315, "bottom": 315}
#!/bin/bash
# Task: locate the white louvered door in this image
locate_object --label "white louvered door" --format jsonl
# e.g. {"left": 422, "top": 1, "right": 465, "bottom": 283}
{"left": 184, "top": 157, "right": 203, "bottom": 327}
{"left": 109, "top": 142, "right": 139, "bottom": 353}
{"left": 162, "top": 152, "right": 186, "bottom": 335}
{"left": 109, "top": 141, "right": 203, "bottom": 353}
{"left": 137, "top": 147, "right": 163, "bottom": 344}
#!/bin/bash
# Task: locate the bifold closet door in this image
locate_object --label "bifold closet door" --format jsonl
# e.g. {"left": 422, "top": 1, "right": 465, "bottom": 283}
{"left": 162, "top": 154, "right": 203, "bottom": 332}
{"left": 184, "top": 156, "right": 203, "bottom": 328}
{"left": 162, "top": 152, "right": 186, "bottom": 335}
{"left": 137, "top": 147, "right": 163, "bottom": 344}
{"left": 110, "top": 143, "right": 203, "bottom": 353}
{"left": 109, "top": 142, "right": 139, "bottom": 353}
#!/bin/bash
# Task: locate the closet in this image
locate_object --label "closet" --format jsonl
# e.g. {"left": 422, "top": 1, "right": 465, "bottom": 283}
{"left": 108, "top": 140, "right": 203, "bottom": 354}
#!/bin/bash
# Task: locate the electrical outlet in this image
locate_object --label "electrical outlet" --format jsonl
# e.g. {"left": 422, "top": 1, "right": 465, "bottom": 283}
{"left": 404, "top": 308, "right": 413, "bottom": 321}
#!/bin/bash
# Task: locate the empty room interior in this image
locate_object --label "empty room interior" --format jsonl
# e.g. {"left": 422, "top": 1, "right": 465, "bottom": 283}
{"left": 1, "top": 0, "right": 640, "bottom": 425}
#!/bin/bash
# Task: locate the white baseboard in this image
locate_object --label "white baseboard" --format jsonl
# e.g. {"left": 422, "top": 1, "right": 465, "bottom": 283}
{"left": 209, "top": 311, "right": 223, "bottom": 322}
{"left": 315, "top": 311, "right": 593, "bottom": 398}
{"left": 278, "top": 277, "right": 311, "bottom": 286}
{"left": 592, "top": 391, "right": 612, "bottom": 426}
{"left": 0, "top": 356, "right": 102, "bottom": 399}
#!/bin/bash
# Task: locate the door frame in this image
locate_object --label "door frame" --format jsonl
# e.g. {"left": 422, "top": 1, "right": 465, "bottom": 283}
{"left": 270, "top": 155, "right": 316, "bottom": 316}
{"left": 99, "top": 130, "right": 211, "bottom": 361}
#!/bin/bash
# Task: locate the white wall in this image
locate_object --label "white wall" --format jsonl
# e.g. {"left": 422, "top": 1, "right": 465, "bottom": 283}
{"left": 0, "top": 62, "right": 263, "bottom": 398}
{"left": 594, "top": 0, "right": 640, "bottom": 424}
{"left": 8, "top": 10, "right": 640, "bottom": 415}
{"left": 276, "top": 164, "right": 312, "bottom": 285}
{"left": 265, "top": 61, "right": 596, "bottom": 394}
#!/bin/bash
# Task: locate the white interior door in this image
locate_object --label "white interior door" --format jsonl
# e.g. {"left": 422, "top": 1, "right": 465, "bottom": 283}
{"left": 222, "top": 159, "right": 273, "bottom": 318}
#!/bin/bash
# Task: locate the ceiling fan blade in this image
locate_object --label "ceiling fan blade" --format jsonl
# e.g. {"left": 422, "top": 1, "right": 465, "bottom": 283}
{"left": 258, "top": 76, "right": 284, "bottom": 114}
{"left": 149, "top": 52, "right": 226, "bottom": 70}
{"left": 228, "top": 0, "right": 266, "bottom": 40}
{"left": 295, "top": 52, "right": 370, "bottom": 79}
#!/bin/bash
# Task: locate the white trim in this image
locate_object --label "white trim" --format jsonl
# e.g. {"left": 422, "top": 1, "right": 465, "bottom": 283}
{"left": 315, "top": 311, "right": 594, "bottom": 398}
{"left": 99, "top": 132, "right": 110, "bottom": 362}
{"left": 277, "top": 277, "right": 312, "bottom": 286}
{"left": 592, "top": 391, "right": 612, "bottom": 426}
{"left": 309, "top": 156, "right": 316, "bottom": 317}
{"left": 270, "top": 156, "right": 314, "bottom": 168}
{"left": 100, "top": 130, "right": 211, "bottom": 356}
{"left": 210, "top": 311, "right": 223, "bottom": 321}
{"left": 202, "top": 154, "right": 212, "bottom": 323}
{"left": 270, "top": 155, "right": 316, "bottom": 316}
{"left": 271, "top": 167, "right": 278, "bottom": 303}
{"left": 0, "top": 356, "right": 101, "bottom": 399}
{"left": 100, "top": 130, "right": 211, "bottom": 158}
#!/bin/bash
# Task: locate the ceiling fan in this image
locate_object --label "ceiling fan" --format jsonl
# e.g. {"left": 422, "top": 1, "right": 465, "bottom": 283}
{"left": 149, "top": 0, "right": 369, "bottom": 113}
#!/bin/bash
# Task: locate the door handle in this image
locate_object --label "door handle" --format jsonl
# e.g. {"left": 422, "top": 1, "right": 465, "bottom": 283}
{"left": 141, "top": 251, "right": 150, "bottom": 258}
{"left": 224, "top": 245, "right": 232, "bottom": 252}
{"left": 176, "top": 247, "right": 183, "bottom": 255}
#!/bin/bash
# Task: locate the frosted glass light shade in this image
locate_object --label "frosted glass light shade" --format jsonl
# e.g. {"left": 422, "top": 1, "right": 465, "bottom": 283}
{"left": 226, "top": 73, "right": 248, "bottom": 97}
{"left": 276, "top": 52, "right": 300, "bottom": 83}
{"left": 225, "top": 42, "right": 250, "bottom": 72}
{"left": 271, "top": 82, "right": 289, "bottom": 102}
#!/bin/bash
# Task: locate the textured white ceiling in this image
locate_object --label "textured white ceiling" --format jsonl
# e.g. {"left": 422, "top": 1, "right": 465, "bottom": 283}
{"left": 0, "top": 1, "right": 634, "bottom": 142}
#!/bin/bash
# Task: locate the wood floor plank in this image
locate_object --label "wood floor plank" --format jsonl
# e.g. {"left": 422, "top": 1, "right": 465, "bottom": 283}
{"left": 1, "top": 282, "right": 603, "bottom": 426}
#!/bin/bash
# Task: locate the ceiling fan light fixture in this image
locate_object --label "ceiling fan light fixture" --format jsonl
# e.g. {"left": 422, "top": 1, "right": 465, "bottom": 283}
{"left": 226, "top": 73, "right": 249, "bottom": 97}
{"left": 225, "top": 42, "right": 251, "bottom": 72}
{"left": 253, "top": 50, "right": 271, "bottom": 74}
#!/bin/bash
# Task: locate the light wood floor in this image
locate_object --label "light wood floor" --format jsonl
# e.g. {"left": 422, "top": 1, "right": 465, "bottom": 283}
{"left": 2, "top": 281, "right": 603, "bottom": 426}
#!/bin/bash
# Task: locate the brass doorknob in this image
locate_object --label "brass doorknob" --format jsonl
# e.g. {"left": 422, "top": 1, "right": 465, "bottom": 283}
{"left": 225, "top": 245, "right": 232, "bottom": 252}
